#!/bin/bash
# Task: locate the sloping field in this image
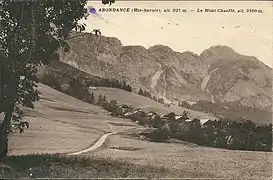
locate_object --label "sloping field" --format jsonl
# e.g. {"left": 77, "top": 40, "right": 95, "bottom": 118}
{"left": 86, "top": 135, "right": 272, "bottom": 179}
{"left": 90, "top": 87, "right": 216, "bottom": 120}
{"left": 6, "top": 84, "right": 272, "bottom": 179}
{"left": 8, "top": 84, "right": 139, "bottom": 155}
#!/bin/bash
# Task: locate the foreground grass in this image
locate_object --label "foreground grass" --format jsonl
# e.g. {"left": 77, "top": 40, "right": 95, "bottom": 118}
{"left": 0, "top": 154, "right": 180, "bottom": 178}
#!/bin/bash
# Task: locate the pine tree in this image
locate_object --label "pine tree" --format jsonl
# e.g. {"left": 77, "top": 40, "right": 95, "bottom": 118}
{"left": 143, "top": 91, "right": 147, "bottom": 97}
{"left": 90, "top": 92, "right": 95, "bottom": 104}
{"left": 111, "top": 79, "right": 115, "bottom": 88}
{"left": 127, "top": 85, "right": 132, "bottom": 92}
{"left": 105, "top": 78, "right": 110, "bottom": 87}
{"left": 122, "top": 81, "right": 127, "bottom": 91}
{"left": 101, "top": 79, "right": 104, "bottom": 87}
{"left": 182, "top": 110, "right": 189, "bottom": 120}
{"left": 158, "top": 98, "right": 164, "bottom": 104}
{"left": 115, "top": 79, "right": 120, "bottom": 88}
{"left": 138, "top": 89, "right": 143, "bottom": 95}
{"left": 148, "top": 91, "right": 152, "bottom": 98}
{"left": 143, "top": 90, "right": 151, "bottom": 98}
{"left": 103, "top": 95, "right": 107, "bottom": 102}
{"left": 97, "top": 94, "right": 102, "bottom": 105}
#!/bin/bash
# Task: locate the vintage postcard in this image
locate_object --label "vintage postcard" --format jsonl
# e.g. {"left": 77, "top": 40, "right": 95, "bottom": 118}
{"left": 0, "top": 0, "right": 272, "bottom": 179}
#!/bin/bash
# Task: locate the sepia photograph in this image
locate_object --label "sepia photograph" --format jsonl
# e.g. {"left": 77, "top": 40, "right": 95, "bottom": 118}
{"left": 0, "top": 0, "right": 272, "bottom": 179}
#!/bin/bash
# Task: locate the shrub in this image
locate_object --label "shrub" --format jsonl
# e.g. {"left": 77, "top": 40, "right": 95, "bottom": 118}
{"left": 97, "top": 94, "right": 107, "bottom": 106}
{"left": 150, "top": 125, "right": 170, "bottom": 142}
{"left": 158, "top": 98, "right": 164, "bottom": 104}
{"left": 66, "top": 78, "right": 91, "bottom": 102}
{"left": 151, "top": 115, "right": 163, "bottom": 128}
{"left": 179, "top": 100, "right": 191, "bottom": 109}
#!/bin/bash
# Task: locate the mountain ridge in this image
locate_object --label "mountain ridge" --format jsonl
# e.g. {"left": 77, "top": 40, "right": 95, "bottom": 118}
{"left": 59, "top": 32, "right": 272, "bottom": 119}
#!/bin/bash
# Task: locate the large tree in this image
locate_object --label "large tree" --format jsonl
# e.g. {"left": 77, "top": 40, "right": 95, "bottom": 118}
{"left": 0, "top": 0, "right": 114, "bottom": 158}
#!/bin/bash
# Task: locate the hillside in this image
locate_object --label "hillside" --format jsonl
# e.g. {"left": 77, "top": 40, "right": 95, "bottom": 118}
{"left": 91, "top": 87, "right": 215, "bottom": 120}
{"left": 8, "top": 83, "right": 139, "bottom": 155}
{"left": 6, "top": 84, "right": 272, "bottom": 179}
{"left": 58, "top": 32, "right": 272, "bottom": 122}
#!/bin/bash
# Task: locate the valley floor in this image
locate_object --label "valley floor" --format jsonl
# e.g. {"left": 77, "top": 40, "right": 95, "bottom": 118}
{"left": 6, "top": 84, "right": 272, "bottom": 179}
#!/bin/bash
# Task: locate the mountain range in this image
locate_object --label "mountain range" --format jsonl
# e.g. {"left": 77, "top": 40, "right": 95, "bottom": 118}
{"left": 58, "top": 32, "right": 272, "bottom": 122}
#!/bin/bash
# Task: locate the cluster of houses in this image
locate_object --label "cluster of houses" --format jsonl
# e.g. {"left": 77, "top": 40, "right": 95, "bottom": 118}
{"left": 106, "top": 102, "right": 211, "bottom": 127}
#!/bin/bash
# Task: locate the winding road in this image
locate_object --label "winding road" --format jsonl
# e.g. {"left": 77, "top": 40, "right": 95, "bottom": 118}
{"left": 68, "top": 122, "right": 147, "bottom": 156}
{"left": 68, "top": 132, "right": 117, "bottom": 155}
{"left": 68, "top": 122, "right": 116, "bottom": 155}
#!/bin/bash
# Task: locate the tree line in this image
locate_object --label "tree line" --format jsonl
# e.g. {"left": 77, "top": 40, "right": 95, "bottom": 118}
{"left": 86, "top": 78, "right": 132, "bottom": 92}
{"left": 40, "top": 72, "right": 133, "bottom": 93}
{"left": 40, "top": 70, "right": 167, "bottom": 104}
{"left": 40, "top": 67, "right": 164, "bottom": 106}
{"left": 93, "top": 97, "right": 272, "bottom": 152}
{"left": 138, "top": 88, "right": 164, "bottom": 104}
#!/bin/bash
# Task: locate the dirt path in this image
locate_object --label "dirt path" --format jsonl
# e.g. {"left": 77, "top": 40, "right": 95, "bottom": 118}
{"left": 68, "top": 132, "right": 117, "bottom": 155}
{"left": 68, "top": 121, "right": 117, "bottom": 155}
{"left": 68, "top": 123, "right": 147, "bottom": 156}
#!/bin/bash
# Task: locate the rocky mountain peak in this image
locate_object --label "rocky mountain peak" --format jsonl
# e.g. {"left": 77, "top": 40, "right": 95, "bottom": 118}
{"left": 148, "top": 45, "right": 174, "bottom": 53}
{"left": 200, "top": 45, "right": 240, "bottom": 62}
{"left": 201, "top": 45, "right": 236, "bottom": 55}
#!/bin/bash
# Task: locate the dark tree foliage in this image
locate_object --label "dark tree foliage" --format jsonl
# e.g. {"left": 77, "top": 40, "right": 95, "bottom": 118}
{"left": 90, "top": 91, "right": 272, "bottom": 152}
{"left": 97, "top": 94, "right": 102, "bottom": 105}
{"left": 0, "top": 0, "right": 88, "bottom": 158}
{"left": 103, "top": 100, "right": 120, "bottom": 116}
{"left": 178, "top": 100, "right": 191, "bottom": 109}
{"left": 151, "top": 96, "right": 157, "bottom": 102}
{"left": 90, "top": 78, "right": 133, "bottom": 92}
{"left": 138, "top": 89, "right": 143, "bottom": 96}
{"left": 158, "top": 98, "right": 164, "bottom": 104}
{"left": 143, "top": 90, "right": 152, "bottom": 98}
{"left": 97, "top": 94, "right": 107, "bottom": 106}
{"left": 89, "top": 92, "right": 95, "bottom": 104}
{"left": 182, "top": 110, "right": 189, "bottom": 120}
{"left": 137, "top": 88, "right": 160, "bottom": 103}
{"left": 40, "top": 73, "right": 62, "bottom": 91}
{"left": 102, "top": 0, "right": 115, "bottom": 6}
{"left": 67, "top": 78, "right": 90, "bottom": 102}
{"left": 0, "top": 0, "right": 115, "bottom": 158}
{"left": 103, "top": 95, "right": 107, "bottom": 102}
{"left": 151, "top": 115, "right": 163, "bottom": 128}
{"left": 150, "top": 125, "right": 170, "bottom": 142}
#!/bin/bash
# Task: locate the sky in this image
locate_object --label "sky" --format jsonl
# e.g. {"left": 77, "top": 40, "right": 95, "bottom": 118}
{"left": 81, "top": 1, "right": 273, "bottom": 67}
